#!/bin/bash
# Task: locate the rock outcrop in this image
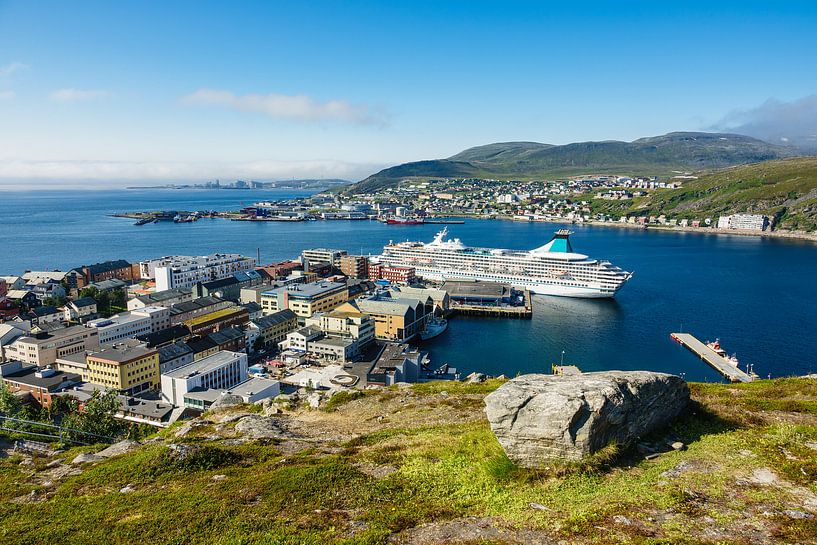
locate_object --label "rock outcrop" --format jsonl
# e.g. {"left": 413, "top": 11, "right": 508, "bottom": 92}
{"left": 484, "top": 371, "right": 690, "bottom": 466}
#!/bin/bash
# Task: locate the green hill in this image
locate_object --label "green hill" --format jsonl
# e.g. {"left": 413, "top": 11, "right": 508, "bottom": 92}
{"left": 591, "top": 156, "right": 817, "bottom": 231}
{"left": 2, "top": 378, "right": 817, "bottom": 544}
{"left": 346, "top": 132, "right": 795, "bottom": 194}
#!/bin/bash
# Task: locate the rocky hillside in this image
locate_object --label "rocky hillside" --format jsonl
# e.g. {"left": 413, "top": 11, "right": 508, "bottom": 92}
{"left": 2, "top": 378, "right": 817, "bottom": 544}
{"left": 592, "top": 156, "right": 817, "bottom": 231}
{"left": 347, "top": 132, "right": 795, "bottom": 194}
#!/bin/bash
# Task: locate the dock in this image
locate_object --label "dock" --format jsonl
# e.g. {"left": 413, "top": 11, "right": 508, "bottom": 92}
{"left": 670, "top": 333, "right": 754, "bottom": 382}
{"left": 450, "top": 289, "right": 532, "bottom": 319}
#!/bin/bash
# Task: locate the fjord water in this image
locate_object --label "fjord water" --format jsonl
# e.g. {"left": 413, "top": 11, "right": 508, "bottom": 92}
{"left": 2, "top": 189, "right": 816, "bottom": 381}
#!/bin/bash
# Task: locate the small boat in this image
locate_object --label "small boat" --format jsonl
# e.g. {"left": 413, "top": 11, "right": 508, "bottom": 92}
{"left": 420, "top": 318, "right": 448, "bottom": 341}
{"left": 706, "top": 339, "right": 740, "bottom": 367}
{"left": 134, "top": 217, "right": 155, "bottom": 226}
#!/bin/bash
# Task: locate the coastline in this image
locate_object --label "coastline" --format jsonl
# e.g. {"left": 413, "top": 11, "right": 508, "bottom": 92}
{"left": 490, "top": 214, "right": 817, "bottom": 244}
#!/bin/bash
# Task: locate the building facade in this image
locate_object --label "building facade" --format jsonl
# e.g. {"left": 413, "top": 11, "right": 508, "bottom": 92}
{"left": 143, "top": 254, "right": 256, "bottom": 291}
{"left": 85, "top": 343, "right": 160, "bottom": 395}
{"left": 160, "top": 350, "right": 248, "bottom": 406}
{"left": 260, "top": 281, "right": 349, "bottom": 319}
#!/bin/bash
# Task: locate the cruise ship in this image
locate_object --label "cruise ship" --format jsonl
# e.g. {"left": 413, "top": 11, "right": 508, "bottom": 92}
{"left": 380, "top": 228, "right": 632, "bottom": 298}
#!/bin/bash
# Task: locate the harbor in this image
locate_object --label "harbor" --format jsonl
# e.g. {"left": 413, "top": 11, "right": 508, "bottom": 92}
{"left": 670, "top": 333, "right": 756, "bottom": 383}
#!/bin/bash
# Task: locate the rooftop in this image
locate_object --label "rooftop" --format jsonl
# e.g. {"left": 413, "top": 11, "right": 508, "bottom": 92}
{"left": 1, "top": 365, "right": 82, "bottom": 391}
{"left": 185, "top": 306, "right": 246, "bottom": 327}
{"left": 169, "top": 296, "right": 225, "bottom": 315}
{"left": 252, "top": 309, "right": 298, "bottom": 329}
{"left": 163, "top": 350, "right": 244, "bottom": 379}
{"left": 284, "top": 281, "right": 346, "bottom": 299}
{"left": 87, "top": 343, "right": 157, "bottom": 364}
{"left": 134, "top": 287, "right": 192, "bottom": 305}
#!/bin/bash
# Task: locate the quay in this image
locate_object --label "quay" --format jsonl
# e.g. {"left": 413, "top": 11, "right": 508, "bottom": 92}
{"left": 450, "top": 289, "right": 532, "bottom": 319}
{"left": 670, "top": 333, "right": 754, "bottom": 383}
{"left": 424, "top": 219, "right": 465, "bottom": 224}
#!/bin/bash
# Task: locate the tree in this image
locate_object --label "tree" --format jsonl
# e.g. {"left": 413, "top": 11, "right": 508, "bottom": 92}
{"left": 0, "top": 383, "right": 21, "bottom": 415}
{"left": 62, "top": 389, "right": 125, "bottom": 441}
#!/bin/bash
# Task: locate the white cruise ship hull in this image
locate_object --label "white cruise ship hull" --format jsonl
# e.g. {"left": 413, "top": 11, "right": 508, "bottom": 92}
{"left": 414, "top": 268, "right": 620, "bottom": 298}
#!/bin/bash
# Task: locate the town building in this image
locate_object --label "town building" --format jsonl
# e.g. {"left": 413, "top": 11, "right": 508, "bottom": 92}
{"left": 248, "top": 309, "right": 298, "bottom": 348}
{"left": 717, "top": 213, "right": 769, "bottom": 231}
{"left": 169, "top": 296, "right": 233, "bottom": 325}
{"left": 192, "top": 269, "right": 266, "bottom": 301}
{"left": 260, "top": 281, "right": 349, "bottom": 320}
{"left": 182, "top": 376, "right": 280, "bottom": 411}
{"left": 367, "top": 343, "right": 430, "bottom": 386}
{"left": 5, "top": 325, "right": 100, "bottom": 367}
{"left": 339, "top": 255, "right": 369, "bottom": 279}
{"left": 157, "top": 341, "right": 194, "bottom": 374}
{"left": 441, "top": 280, "right": 513, "bottom": 306}
{"left": 85, "top": 342, "right": 160, "bottom": 395}
{"left": 301, "top": 248, "right": 347, "bottom": 268}
{"left": 87, "top": 278, "right": 128, "bottom": 292}
{"left": 257, "top": 260, "right": 302, "bottom": 280}
{"left": 143, "top": 254, "right": 256, "bottom": 291}
{"left": 86, "top": 306, "right": 170, "bottom": 346}
{"left": 339, "top": 296, "right": 429, "bottom": 342}
{"left": 63, "top": 296, "right": 98, "bottom": 322}
{"left": 160, "top": 350, "right": 248, "bottom": 406}
{"left": 27, "top": 305, "right": 63, "bottom": 326}
{"left": 0, "top": 360, "right": 82, "bottom": 408}
{"left": 183, "top": 306, "right": 249, "bottom": 336}
{"left": 0, "top": 276, "right": 25, "bottom": 291}
{"left": 70, "top": 260, "right": 139, "bottom": 289}
{"left": 127, "top": 287, "right": 193, "bottom": 311}
{"left": 368, "top": 263, "right": 416, "bottom": 285}
{"left": 388, "top": 286, "right": 450, "bottom": 313}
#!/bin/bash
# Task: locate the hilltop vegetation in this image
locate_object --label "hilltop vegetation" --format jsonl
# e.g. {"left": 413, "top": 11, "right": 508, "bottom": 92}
{"left": 2, "top": 378, "right": 817, "bottom": 544}
{"left": 347, "top": 132, "right": 794, "bottom": 194}
{"left": 591, "top": 157, "right": 817, "bottom": 231}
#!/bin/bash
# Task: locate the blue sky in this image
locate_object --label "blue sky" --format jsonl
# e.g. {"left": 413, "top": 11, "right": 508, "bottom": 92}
{"left": 1, "top": 0, "right": 817, "bottom": 185}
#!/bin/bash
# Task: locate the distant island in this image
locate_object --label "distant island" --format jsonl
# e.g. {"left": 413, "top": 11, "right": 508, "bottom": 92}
{"left": 127, "top": 178, "right": 351, "bottom": 191}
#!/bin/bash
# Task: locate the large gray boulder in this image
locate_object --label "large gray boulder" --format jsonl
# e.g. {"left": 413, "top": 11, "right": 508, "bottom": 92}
{"left": 484, "top": 371, "right": 689, "bottom": 466}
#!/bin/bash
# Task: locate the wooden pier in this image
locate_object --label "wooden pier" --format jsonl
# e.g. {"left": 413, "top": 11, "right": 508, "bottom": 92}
{"left": 670, "top": 333, "right": 754, "bottom": 383}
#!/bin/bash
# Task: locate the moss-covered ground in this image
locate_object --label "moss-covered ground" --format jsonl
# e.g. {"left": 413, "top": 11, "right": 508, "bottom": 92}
{"left": 2, "top": 378, "right": 817, "bottom": 544}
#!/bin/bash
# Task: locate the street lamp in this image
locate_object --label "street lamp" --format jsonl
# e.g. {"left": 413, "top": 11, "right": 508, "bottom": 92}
{"left": 560, "top": 350, "right": 565, "bottom": 367}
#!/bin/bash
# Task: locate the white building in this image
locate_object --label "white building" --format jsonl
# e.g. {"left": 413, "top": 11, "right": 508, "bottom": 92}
{"left": 160, "top": 350, "right": 248, "bottom": 407}
{"left": 717, "top": 213, "right": 769, "bottom": 231}
{"left": 141, "top": 254, "right": 256, "bottom": 291}
{"left": 86, "top": 306, "right": 170, "bottom": 346}
{"left": 182, "top": 376, "right": 280, "bottom": 411}
{"left": 301, "top": 248, "right": 347, "bottom": 268}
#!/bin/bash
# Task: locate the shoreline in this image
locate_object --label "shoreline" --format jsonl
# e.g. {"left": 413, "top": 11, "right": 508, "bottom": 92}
{"left": 495, "top": 215, "right": 817, "bottom": 243}
{"left": 108, "top": 209, "right": 817, "bottom": 244}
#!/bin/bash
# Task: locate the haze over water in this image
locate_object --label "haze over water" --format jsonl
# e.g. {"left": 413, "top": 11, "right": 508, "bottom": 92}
{"left": 2, "top": 189, "right": 816, "bottom": 381}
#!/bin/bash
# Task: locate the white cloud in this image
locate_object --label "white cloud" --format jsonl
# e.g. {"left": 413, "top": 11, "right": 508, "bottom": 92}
{"left": 711, "top": 95, "right": 817, "bottom": 150}
{"left": 0, "top": 90, "right": 15, "bottom": 100}
{"left": 181, "top": 88, "right": 386, "bottom": 126}
{"left": 0, "top": 159, "right": 383, "bottom": 183}
{"left": 49, "top": 88, "right": 110, "bottom": 102}
{"left": 0, "top": 62, "right": 28, "bottom": 77}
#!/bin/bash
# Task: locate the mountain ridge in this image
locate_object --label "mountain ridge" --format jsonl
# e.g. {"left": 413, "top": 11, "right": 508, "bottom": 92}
{"left": 346, "top": 132, "right": 797, "bottom": 193}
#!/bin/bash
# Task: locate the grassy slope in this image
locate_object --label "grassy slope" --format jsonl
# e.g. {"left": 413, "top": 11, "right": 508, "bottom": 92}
{"left": 345, "top": 133, "right": 793, "bottom": 194}
{"left": 590, "top": 157, "right": 817, "bottom": 230}
{"left": 2, "top": 378, "right": 817, "bottom": 544}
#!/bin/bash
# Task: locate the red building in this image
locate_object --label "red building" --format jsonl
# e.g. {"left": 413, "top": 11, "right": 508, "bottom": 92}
{"left": 369, "top": 264, "right": 416, "bottom": 285}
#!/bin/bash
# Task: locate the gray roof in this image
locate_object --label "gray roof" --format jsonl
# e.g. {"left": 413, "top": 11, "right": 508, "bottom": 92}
{"left": 163, "top": 350, "right": 243, "bottom": 379}
{"left": 158, "top": 341, "right": 193, "bottom": 363}
{"left": 169, "top": 296, "right": 225, "bottom": 315}
{"left": 356, "top": 297, "right": 424, "bottom": 317}
{"left": 253, "top": 309, "right": 297, "bottom": 329}
{"left": 87, "top": 343, "right": 156, "bottom": 363}
{"left": 441, "top": 280, "right": 510, "bottom": 299}
{"left": 70, "top": 296, "right": 98, "bottom": 308}
{"left": 135, "top": 287, "right": 191, "bottom": 305}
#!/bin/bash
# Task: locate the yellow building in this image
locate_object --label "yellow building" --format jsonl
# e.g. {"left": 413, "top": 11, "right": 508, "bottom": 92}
{"left": 85, "top": 342, "right": 160, "bottom": 395}
{"left": 261, "top": 281, "right": 349, "bottom": 320}
{"left": 337, "top": 297, "right": 428, "bottom": 342}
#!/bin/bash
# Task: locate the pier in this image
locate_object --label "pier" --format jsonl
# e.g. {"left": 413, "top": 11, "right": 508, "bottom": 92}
{"left": 670, "top": 333, "right": 754, "bottom": 383}
{"left": 450, "top": 289, "right": 532, "bottom": 319}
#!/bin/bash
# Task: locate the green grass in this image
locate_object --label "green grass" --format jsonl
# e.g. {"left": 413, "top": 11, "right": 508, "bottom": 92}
{"left": 2, "top": 378, "right": 816, "bottom": 544}
{"left": 591, "top": 157, "right": 817, "bottom": 230}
